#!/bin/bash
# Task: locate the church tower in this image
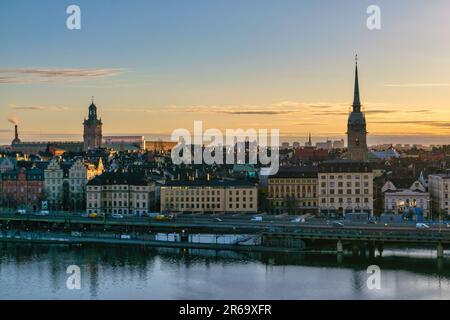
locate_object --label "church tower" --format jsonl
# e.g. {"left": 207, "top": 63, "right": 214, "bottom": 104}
{"left": 347, "top": 56, "right": 368, "bottom": 161}
{"left": 83, "top": 97, "right": 103, "bottom": 151}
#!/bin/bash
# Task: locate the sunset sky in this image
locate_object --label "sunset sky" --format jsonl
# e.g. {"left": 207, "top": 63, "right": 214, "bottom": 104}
{"left": 1, "top": 0, "right": 450, "bottom": 145}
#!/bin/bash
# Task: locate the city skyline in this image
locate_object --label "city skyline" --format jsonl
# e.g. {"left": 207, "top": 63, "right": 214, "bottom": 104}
{"left": 2, "top": 0, "right": 450, "bottom": 145}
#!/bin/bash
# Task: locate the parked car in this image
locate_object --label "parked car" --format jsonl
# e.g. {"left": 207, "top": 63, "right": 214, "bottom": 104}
{"left": 112, "top": 213, "right": 124, "bottom": 219}
{"left": 88, "top": 212, "right": 98, "bottom": 219}
{"left": 214, "top": 217, "right": 223, "bottom": 222}
{"left": 251, "top": 216, "right": 263, "bottom": 222}
{"left": 15, "top": 209, "right": 27, "bottom": 215}
{"left": 155, "top": 215, "right": 166, "bottom": 221}
{"left": 416, "top": 223, "right": 430, "bottom": 230}
{"left": 120, "top": 234, "right": 131, "bottom": 240}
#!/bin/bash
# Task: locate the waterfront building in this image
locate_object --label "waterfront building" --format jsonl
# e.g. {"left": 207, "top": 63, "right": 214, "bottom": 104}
{"left": 268, "top": 166, "right": 318, "bottom": 215}
{"left": 428, "top": 174, "right": 450, "bottom": 217}
{"left": 347, "top": 57, "right": 368, "bottom": 161}
{"left": 83, "top": 98, "right": 103, "bottom": 151}
{"left": 382, "top": 180, "right": 429, "bottom": 217}
{"left": 0, "top": 167, "right": 44, "bottom": 210}
{"left": 86, "top": 171, "right": 151, "bottom": 216}
{"left": 160, "top": 180, "right": 258, "bottom": 214}
{"left": 44, "top": 158, "right": 104, "bottom": 210}
{"left": 318, "top": 160, "right": 373, "bottom": 217}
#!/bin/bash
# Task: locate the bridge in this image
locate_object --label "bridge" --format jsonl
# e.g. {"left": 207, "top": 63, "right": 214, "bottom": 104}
{"left": 1, "top": 212, "right": 449, "bottom": 257}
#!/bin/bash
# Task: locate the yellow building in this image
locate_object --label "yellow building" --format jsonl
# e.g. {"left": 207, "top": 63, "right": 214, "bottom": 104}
{"left": 160, "top": 180, "right": 258, "bottom": 214}
{"left": 268, "top": 167, "right": 318, "bottom": 215}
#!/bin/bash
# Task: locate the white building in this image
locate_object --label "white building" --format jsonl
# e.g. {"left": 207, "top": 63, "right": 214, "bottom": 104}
{"left": 382, "top": 180, "right": 429, "bottom": 217}
{"left": 44, "top": 158, "right": 103, "bottom": 210}
{"left": 428, "top": 174, "right": 450, "bottom": 217}
{"left": 318, "top": 160, "right": 374, "bottom": 217}
{"left": 86, "top": 172, "right": 151, "bottom": 216}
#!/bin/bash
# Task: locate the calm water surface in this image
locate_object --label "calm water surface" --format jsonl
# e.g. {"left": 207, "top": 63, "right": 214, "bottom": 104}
{"left": 1, "top": 243, "right": 450, "bottom": 300}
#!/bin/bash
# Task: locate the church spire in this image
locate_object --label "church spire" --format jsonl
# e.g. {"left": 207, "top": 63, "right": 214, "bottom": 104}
{"left": 353, "top": 54, "right": 361, "bottom": 112}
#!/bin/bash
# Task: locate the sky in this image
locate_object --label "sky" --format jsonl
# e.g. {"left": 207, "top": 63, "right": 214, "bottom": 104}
{"left": 1, "top": 0, "right": 450, "bottom": 146}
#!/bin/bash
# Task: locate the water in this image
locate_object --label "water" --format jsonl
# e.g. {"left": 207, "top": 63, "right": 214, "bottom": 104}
{"left": 1, "top": 243, "right": 450, "bottom": 300}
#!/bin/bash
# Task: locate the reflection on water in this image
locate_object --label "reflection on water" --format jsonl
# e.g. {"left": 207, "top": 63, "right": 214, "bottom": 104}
{"left": 1, "top": 243, "right": 450, "bottom": 300}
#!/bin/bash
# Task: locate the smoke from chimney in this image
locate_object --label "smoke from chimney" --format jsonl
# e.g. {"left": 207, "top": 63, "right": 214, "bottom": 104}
{"left": 8, "top": 115, "right": 19, "bottom": 126}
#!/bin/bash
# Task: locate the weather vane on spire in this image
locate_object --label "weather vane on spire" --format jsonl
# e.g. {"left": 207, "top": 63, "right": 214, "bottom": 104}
{"left": 92, "top": 96, "right": 95, "bottom": 104}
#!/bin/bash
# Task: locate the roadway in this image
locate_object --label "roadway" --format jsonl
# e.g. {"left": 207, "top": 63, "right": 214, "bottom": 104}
{"left": 1, "top": 211, "right": 449, "bottom": 233}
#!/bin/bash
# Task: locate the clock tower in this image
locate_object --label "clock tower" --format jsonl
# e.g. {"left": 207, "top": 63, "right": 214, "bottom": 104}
{"left": 83, "top": 97, "right": 103, "bottom": 151}
{"left": 347, "top": 56, "right": 368, "bottom": 161}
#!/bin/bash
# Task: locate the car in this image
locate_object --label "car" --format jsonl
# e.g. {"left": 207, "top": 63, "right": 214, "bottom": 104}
{"left": 112, "top": 213, "right": 124, "bottom": 219}
{"left": 81, "top": 213, "right": 89, "bottom": 218}
{"left": 214, "top": 218, "right": 223, "bottom": 222}
{"left": 15, "top": 209, "right": 27, "bottom": 215}
{"left": 416, "top": 223, "right": 430, "bottom": 230}
{"left": 155, "top": 215, "right": 166, "bottom": 221}
{"left": 331, "top": 221, "right": 344, "bottom": 228}
{"left": 251, "top": 216, "right": 263, "bottom": 222}
{"left": 291, "top": 218, "right": 301, "bottom": 223}
{"left": 120, "top": 234, "right": 131, "bottom": 240}
{"left": 88, "top": 213, "right": 98, "bottom": 219}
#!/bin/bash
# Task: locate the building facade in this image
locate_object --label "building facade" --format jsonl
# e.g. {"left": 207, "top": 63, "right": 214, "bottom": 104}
{"left": 83, "top": 99, "right": 103, "bottom": 151}
{"left": 318, "top": 160, "right": 373, "bottom": 217}
{"left": 44, "top": 158, "right": 103, "bottom": 211}
{"left": 382, "top": 180, "right": 430, "bottom": 217}
{"left": 0, "top": 167, "right": 44, "bottom": 210}
{"left": 347, "top": 58, "right": 368, "bottom": 161}
{"left": 428, "top": 174, "right": 450, "bottom": 217}
{"left": 160, "top": 180, "right": 258, "bottom": 214}
{"left": 86, "top": 172, "right": 151, "bottom": 216}
{"left": 268, "top": 167, "right": 318, "bottom": 215}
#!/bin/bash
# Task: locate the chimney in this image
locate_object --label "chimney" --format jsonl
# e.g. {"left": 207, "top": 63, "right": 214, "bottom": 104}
{"left": 12, "top": 124, "right": 21, "bottom": 145}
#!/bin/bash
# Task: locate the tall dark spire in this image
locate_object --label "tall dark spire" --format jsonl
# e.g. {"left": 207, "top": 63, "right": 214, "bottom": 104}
{"left": 353, "top": 54, "right": 361, "bottom": 112}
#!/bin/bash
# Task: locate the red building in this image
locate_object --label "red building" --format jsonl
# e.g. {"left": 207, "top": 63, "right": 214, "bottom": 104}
{"left": 1, "top": 167, "right": 44, "bottom": 210}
